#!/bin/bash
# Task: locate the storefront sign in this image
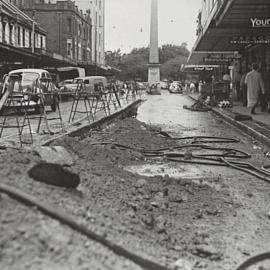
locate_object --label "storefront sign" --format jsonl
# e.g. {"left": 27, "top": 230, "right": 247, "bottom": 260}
{"left": 251, "top": 18, "right": 270, "bottom": 28}
{"left": 230, "top": 35, "right": 270, "bottom": 44}
{"left": 204, "top": 57, "right": 234, "bottom": 63}
{"left": 194, "top": 66, "right": 214, "bottom": 71}
{"left": 203, "top": 53, "right": 241, "bottom": 63}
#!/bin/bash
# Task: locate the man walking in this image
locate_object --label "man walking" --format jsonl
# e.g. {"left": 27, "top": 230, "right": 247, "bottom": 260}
{"left": 244, "top": 63, "right": 265, "bottom": 115}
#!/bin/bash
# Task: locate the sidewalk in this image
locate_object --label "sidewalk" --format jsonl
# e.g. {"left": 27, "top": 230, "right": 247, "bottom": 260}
{"left": 0, "top": 93, "right": 143, "bottom": 148}
{"left": 188, "top": 92, "right": 270, "bottom": 148}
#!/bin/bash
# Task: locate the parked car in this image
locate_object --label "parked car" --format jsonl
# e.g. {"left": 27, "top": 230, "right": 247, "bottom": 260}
{"left": 159, "top": 81, "right": 168, "bottom": 89}
{"left": 1, "top": 68, "right": 59, "bottom": 112}
{"left": 169, "top": 81, "right": 183, "bottom": 94}
{"left": 58, "top": 79, "right": 75, "bottom": 96}
{"left": 58, "top": 79, "right": 73, "bottom": 88}
{"left": 135, "top": 81, "right": 146, "bottom": 90}
{"left": 59, "top": 76, "right": 107, "bottom": 94}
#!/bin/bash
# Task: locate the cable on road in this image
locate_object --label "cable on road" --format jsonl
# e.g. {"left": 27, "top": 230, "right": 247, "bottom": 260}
{"left": 183, "top": 101, "right": 210, "bottom": 112}
{"left": 0, "top": 182, "right": 170, "bottom": 270}
{"left": 235, "top": 252, "right": 270, "bottom": 270}
{"left": 89, "top": 138, "right": 270, "bottom": 183}
{"left": 157, "top": 131, "right": 240, "bottom": 144}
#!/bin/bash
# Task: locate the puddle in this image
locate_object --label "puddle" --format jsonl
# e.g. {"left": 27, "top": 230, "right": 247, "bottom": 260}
{"left": 124, "top": 163, "right": 222, "bottom": 190}
{"left": 125, "top": 163, "right": 202, "bottom": 179}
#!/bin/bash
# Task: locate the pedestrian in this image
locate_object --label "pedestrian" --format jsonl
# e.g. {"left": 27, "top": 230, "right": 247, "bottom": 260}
{"left": 244, "top": 63, "right": 265, "bottom": 115}
{"left": 190, "top": 82, "right": 196, "bottom": 92}
{"left": 263, "top": 64, "right": 270, "bottom": 113}
{"left": 240, "top": 70, "right": 247, "bottom": 106}
{"left": 222, "top": 71, "right": 231, "bottom": 82}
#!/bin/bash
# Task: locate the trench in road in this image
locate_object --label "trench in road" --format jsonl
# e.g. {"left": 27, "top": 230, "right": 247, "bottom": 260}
{"left": 1, "top": 91, "right": 270, "bottom": 270}
{"left": 128, "top": 91, "right": 270, "bottom": 269}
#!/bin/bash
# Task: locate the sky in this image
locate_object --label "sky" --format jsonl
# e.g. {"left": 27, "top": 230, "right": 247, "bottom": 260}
{"left": 78, "top": 0, "right": 201, "bottom": 54}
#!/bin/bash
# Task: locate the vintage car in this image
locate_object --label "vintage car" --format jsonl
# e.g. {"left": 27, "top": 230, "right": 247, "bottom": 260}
{"left": 0, "top": 68, "right": 59, "bottom": 112}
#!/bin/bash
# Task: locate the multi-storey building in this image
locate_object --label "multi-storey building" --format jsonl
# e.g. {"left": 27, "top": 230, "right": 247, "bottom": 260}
{"left": 0, "top": 0, "right": 47, "bottom": 75}
{"left": 11, "top": 0, "right": 92, "bottom": 66}
{"left": 89, "top": 0, "right": 105, "bottom": 67}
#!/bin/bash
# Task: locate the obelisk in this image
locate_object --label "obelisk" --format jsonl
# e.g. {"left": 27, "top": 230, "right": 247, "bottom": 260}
{"left": 148, "top": 0, "right": 160, "bottom": 85}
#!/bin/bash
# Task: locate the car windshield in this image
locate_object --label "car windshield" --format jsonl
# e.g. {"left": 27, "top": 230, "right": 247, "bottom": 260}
{"left": 10, "top": 72, "right": 40, "bottom": 91}
{"left": 73, "top": 79, "right": 83, "bottom": 84}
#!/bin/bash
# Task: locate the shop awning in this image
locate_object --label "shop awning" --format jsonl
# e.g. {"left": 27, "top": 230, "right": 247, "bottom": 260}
{"left": 188, "top": 0, "right": 270, "bottom": 64}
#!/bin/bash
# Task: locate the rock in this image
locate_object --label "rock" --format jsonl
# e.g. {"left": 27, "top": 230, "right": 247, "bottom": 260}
{"left": 194, "top": 244, "right": 222, "bottom": 260}
{"left": 171, "top": 258, "right": 193, "bottom": 270}
{"left": 155, "top": 215, "right": 167, "bottom": 234}
{"left": 33, "top": 146, "right": 74, "bottom": 166}
{"left": 267, "top": 211, "right": 270, "bottom": 219}
{"left": 150, "top": 184, "right": 160, "bottom": 193}
{"left": 151, "top": 201, "right": 159, "bottom": 208}
{"left": 126, "top": 209, "right": 136, "bottom": 219}
{"left": 169, "top": 193, "right": 183, "bottom": 203}
{"left": 127, "top": 202, "right": 139, "bottom": 211}
{"left": 134, "top": 179, "right": 147, "bottom": 188}
{"left": 28, "top": 163, "right": 80, "bottom": 189}
{"left": 163, "top": 187, "right": 169, "bottom": 196}
{"left": 195, "top": 261, "right": 208, "bottom": 268}
{"left": 171, "top": 245, "right": 183, "bottom": 251}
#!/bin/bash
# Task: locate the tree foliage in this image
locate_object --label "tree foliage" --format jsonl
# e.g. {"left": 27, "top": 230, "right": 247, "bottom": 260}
{"left": 105, "top": 44, "right": 189, "bottom": 81}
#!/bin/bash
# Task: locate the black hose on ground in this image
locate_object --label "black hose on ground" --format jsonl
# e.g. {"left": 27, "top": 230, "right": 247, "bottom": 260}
{"left": 157, "top": 132, "right": 240, "bottom": 144}
{"left": 89, "top": 138, "right": 270, "bottom": 182}
{"left": 235, "top": 252, "right": 270, "bottom": 270}
{"left": 221, "top": 158, "right": 270, "bottom": 183}
{"left": 183, "top": 102, "right": 210, "bottom": 112}
{"left": 0, "top": 182, "right": 170, "bottom": 270}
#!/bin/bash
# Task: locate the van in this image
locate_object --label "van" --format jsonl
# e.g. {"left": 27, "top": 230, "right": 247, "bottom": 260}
{"left": 1, "top": 68, "right": 59, "bottom": 112}
{"left": 60, "top": 76, "right": 107, "bottom": 93}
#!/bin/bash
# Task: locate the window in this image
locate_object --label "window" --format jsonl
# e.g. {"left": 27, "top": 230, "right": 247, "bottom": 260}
{"left": 2, "top": 22, "right": 6, "bottom": 43}
{"left": 78, "top": 24, "right": 81, "bottom": 37}
{"left": 17, "top": 26, "right": 21, "bottom": 46}
{"left": 22, "top": 28, "right": 25, "bottom": 47}
{"left": 67, "top": 39, "right": 72, "bottom": 58}
{"left": 67, "top": 17, "right": 72, "bottom": 33}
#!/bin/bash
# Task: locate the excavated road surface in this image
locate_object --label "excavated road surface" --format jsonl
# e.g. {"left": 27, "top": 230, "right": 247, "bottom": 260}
{"left": 1, "top": 92, "right": 270, "bottom": 270}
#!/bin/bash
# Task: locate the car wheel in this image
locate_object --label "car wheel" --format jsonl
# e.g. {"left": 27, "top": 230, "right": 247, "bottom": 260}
{"left": 51, "top": 95, "right": 59, "bottom": 112}
{"left": 35, "top": 105, "right": 41, "bottom": 114}
{"left": 51, "top": 102, "right": 57, "bottom": 112}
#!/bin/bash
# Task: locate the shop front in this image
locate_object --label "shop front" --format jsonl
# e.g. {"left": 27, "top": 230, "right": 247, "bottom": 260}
{"left": 188, "top": 0, "right": 270, "bottom": 107}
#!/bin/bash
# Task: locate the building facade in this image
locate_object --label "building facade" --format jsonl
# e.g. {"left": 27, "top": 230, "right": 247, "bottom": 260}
{"left": 89, "top": 0, "right": 105, "bottom": 66}
{"left": 188, "top": 0, "right": 270, "bottom": 83}
{"left": 10, "top": 0, "right": 93, "bottom": 66}
{"left": 0, "top": 0, "right": 47, "bottom": 76}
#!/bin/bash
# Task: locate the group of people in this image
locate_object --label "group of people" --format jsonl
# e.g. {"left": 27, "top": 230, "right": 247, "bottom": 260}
{"left": 239, "top": 63, "right": 270, "bottom": 115}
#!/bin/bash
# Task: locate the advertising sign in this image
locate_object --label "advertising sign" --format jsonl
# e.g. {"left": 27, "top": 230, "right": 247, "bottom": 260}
{"left": 250, "top": 18, "right": 270, "bottom": 28}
